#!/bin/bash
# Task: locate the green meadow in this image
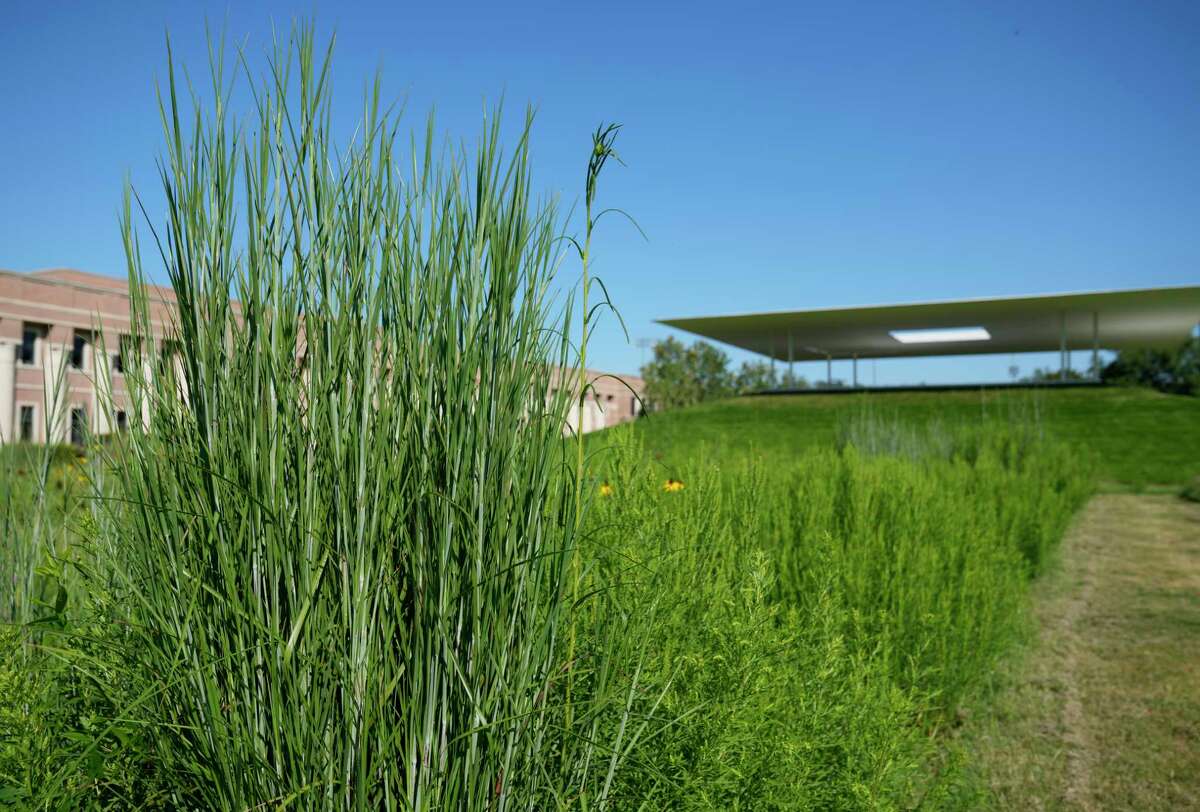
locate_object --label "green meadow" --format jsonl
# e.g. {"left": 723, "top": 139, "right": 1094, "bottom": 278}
{"left": 2, "top": 389, "right": 1110, "bottom": 808}
{"left": 1, "top": 27, "right": 1194, "bottom": 811}
{"left": 602, "top": 387, "right": 1200, "bottom": 488}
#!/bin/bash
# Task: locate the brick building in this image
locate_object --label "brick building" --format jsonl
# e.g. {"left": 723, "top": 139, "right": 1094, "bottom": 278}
{"left": 0, "top": 268, "right": 643, "bottom": 444}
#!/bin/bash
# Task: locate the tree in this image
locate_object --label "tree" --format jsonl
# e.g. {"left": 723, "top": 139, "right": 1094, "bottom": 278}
{"left": 641, "top": 338, "right": 734, "bottom": 411}
{"left": 734, "top": 361, "right": 776, "bottom": 394}
{"left": 1101, "top": 337, "right": 1200, "bottom": 395}
{"left": 779, "top": 370, "right": 809, "bottom": 390}
{"left": 1021, "top": 366, "right": 1088, "bottom": 383}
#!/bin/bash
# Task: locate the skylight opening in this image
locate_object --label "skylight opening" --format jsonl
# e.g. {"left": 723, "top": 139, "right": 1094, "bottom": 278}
{"left": 889, "top": 326, "right": 991, "bottom": 344}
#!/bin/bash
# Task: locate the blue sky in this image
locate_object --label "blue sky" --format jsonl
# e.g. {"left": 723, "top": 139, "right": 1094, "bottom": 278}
{"left": 2, "top": 1, "right": 1197, "bottom": 383}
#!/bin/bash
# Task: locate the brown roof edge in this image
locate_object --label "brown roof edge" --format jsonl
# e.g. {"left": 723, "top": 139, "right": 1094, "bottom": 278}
{"left": 5, "top": 267, "right": 177, "bottom": 303}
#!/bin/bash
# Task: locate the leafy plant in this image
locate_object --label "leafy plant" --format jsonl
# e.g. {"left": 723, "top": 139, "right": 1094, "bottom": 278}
{"left": 640, "top": 337, "right": 734, "bottom": 410}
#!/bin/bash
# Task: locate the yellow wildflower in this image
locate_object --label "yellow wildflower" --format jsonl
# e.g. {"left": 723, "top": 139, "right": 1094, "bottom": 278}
{"left": 599, "top": 482, "right": 614, "bottom": 498}
{"left": 662, "top": 479, "right": 685, "bottom": 493}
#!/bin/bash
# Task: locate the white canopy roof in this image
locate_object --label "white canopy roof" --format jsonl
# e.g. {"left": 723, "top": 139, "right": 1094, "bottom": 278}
{"left": 658, "top": 285, "right": 1200, "bottom": 361}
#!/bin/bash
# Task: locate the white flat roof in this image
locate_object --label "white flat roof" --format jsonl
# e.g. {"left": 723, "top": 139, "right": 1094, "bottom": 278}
{"left": 658, "top": 285, "right": 1200, "bottom": 360}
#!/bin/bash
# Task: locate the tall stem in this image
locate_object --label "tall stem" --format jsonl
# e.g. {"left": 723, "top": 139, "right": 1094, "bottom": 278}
{"left": 566, "top": 125, "right": 618, "bottom": 739}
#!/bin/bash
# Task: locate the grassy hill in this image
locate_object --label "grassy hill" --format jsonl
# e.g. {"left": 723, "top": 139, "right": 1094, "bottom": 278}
{"left": 600, "top": 386, "right": 1200, "bottom": 488}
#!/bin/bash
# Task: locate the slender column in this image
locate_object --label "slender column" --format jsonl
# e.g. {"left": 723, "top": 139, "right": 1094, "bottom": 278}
{"left": 787, "top": 332, "right": 794, "bottom": 380}
{"left": 141, "top": 351, "right": 153, "bottom": 430}
{"left": 826, "top": 354, "right": 832, "bottom": 387}
{"left": 853, "top": 354, "right": 858, "bottom": 388}
{"left": 0, "top": 340, "right": 14, "bottom": 444}
{"left": 770, "top": 340, "right": 776, "bottom": 375}
{"left": 1059, "top": 311, "right": 1067, "bottom": 381}
{"left": 94, "top": 339, "right": 113, "bottom": 436}
{"left": 174, "top": 352, "right": 189, "bottom": 405}
{"left": 46, "top": 344, "right": 68, "bottom": 443}
{"left": 1091, "top": 311, "right": 1100, "bottom": 380}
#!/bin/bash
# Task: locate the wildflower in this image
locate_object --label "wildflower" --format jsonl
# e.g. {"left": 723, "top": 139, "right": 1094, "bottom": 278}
{"left": 663, "top": 478, "right": 685, "bottom": 493}
{"left": 599, "top": 482, "right": 614, "bottom": 497}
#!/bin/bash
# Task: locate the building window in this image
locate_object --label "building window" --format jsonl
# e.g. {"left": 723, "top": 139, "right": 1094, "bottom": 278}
{"left": 19, "top": 323, "right": 46, "bottom": 365}
{"left": 116, "top": 410, "right": 128, "bottom": 431}
{"left": 69, "top": 407, "right": 87, "bottom": 446}
{"left": 159, "top": 340, "right": 181, "bottom": 375}
{"left": 112, "top": 334, "right": 135, "bottom": 374}
{"left": 19, "top": 405, "right": 34, "bottom": 442}
{"left": 70, "top": 330, "right": 93, "bottom": 370}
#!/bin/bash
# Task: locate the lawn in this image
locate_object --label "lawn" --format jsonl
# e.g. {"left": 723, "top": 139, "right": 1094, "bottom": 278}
{"left": 601, "top": 386, "right": 1200, "bottom": 487}
{"left": 960, "top": 493, "right": 1200, "bottom": 808}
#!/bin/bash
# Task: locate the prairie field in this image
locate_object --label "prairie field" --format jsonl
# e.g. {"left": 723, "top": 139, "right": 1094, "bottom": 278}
{"left": 597, "top": 387, "right": 1200, "bottom": 489}
{"left": 3, "top": 392, "right": 1103, "bottom": 808}
{"left": 2, "top": 28, "right": 1197, "bottom": 812}
{"left": 6, "top": 375, "right": 1200, "bottom": 808}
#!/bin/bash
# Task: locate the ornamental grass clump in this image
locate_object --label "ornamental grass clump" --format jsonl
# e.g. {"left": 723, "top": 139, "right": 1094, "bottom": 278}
{"left": 88, "top": 27, "right": 624, "bottom": 809}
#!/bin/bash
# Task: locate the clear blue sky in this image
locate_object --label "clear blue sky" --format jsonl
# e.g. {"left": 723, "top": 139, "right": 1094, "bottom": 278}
{"left": 2, "top": 1, "right": 1197, "bottom": 383}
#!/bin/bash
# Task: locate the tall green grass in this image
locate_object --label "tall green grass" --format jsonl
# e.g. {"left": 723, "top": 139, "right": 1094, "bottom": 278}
{"left": 570, "top": 423, "right": 1092, "bottom": 806}
{"left": 79, "top": 27, "right": 621, "bottom": 810}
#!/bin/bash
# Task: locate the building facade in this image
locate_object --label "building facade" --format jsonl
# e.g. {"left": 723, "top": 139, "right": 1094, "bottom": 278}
{"left": 552, "top": 366, "right": 646, "bottom": 435}
{"left": 0, "top": 269, "right": 179, "bottom": 444}
{"left": 0, "top": 268, "right": 644, "bottom": 444}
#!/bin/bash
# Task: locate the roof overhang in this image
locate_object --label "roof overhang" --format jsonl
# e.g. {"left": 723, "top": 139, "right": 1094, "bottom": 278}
{"left": 658, "top": 285, "right": 1200, "bottom": 361}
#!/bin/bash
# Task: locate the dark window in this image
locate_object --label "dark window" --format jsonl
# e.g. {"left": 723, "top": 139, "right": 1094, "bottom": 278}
{"left": 19, "top": 324, "right": 44, "bottom": 365}
{"left": 70, "top": 330, "right": 91, "bottom": 370}
{"left": 69, "top": 407, "right": 87, "bottom": 446}
{"left": 116, "top": 410, "right": 128, "bottom": 431}
{"left": 113, "top": 334, "right": 136, "bottom": 374}
{"left": 159, "top": 340, "right": 181, "bottom": 375}
{"left": 19, "top": 406, "right": 34, "bottom": 442}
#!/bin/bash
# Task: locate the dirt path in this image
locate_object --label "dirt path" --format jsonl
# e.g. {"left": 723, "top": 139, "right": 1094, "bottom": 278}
{"left": 969, "top": 494, "right": 1200, "bottom": 810}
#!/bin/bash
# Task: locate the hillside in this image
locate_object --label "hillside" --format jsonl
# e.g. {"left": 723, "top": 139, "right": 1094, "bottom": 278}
{"left": 600, "top": 386, "right": 1200, "bottom": 487}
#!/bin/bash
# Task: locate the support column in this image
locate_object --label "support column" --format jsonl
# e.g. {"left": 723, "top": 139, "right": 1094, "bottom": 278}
{"left": 787, "top": 332, "right": 794, "bottom": 381}
{"left": 852, "top": 354, "right": 858, "bottom": 388}
{"left": 1059, "top": 311, "right": 1067, "bottom": 381}
{"left": 94, "top": 339, "right": 113, "bottom": 436}
{"left": 0, "top": 340, "right": 14, "bottom": 444}
{"left": 141, "top": 349, "right": 153, "bottom": 430}
{"left": 45, "top": 343, "right": 68, "bottom": 444}
{"left": 174, "top": 352, "right": 189, "bottom": 406}
{"left": 826, "top": 354, "right": 832, "bottom": 387}
{"left": 1091, "top": 311, "right": 1100, "bottom": 380}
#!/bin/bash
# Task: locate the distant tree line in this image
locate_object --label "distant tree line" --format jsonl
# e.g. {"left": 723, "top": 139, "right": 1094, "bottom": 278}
{"left": 1021, "top": 337, "right": 1199, "bottom": 395}
{"left": 639, "top": 337, "right": 807, "bottom": 412}
{"left": 641, "top": 335, "right": 1200, "bottom": 414}
{"left": 1101, "top": 337, "right": 1199, "bottom": 395}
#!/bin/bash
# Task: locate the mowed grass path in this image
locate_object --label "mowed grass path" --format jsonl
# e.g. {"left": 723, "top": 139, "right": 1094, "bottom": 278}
{"left": 606, "top": 387, "right": 1200, "bottom": 487}
{"left": 965, "top": 494, "right": 1200, "bottom": 809}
